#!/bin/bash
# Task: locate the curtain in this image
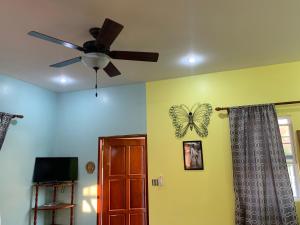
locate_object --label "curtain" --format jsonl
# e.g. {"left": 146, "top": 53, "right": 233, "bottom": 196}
{"left": 229, "top": 104, "right": 298, "bottom": 225}
{"left": 0, "top": 113, "right": 13, "bottom": 151}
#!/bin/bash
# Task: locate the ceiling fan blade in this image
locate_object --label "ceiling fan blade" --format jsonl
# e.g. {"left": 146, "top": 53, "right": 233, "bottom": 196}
{"left": 96, "top": 18, "right": 124, "bottom": 49}
{"left": 28, "top": 31, "right": 85, "bottom": 52}
{"left": 103, "top": 62, "right": 121, "bottom": 77}
{"left": 50, "top": 57, "right": 82, "bottom": 68}
{"left": 109, "top": 51, "right": 159, "bottom": 62}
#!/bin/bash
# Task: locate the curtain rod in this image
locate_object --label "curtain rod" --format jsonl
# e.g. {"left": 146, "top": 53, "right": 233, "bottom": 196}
{"left": 215, "top": 100, "right": 300, "bottom": 112}
{"left": 12, "top": 114, "right": 24, "bottom": 119}
{"left": 0, "top": 113, "right": 24, "bottom": 119}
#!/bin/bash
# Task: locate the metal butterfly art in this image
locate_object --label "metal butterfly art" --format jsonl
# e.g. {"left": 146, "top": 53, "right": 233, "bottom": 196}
{"left": 169, "top": 103, "right": 212, "bottom": 138}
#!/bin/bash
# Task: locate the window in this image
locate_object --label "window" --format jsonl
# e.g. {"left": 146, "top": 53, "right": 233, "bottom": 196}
{"left": 278, "top": 117, "right": 300, "bottom": 198}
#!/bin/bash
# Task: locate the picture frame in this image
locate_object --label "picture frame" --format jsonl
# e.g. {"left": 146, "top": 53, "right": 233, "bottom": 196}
{"left": 183, "top": 141, "right": 204, "bottom": 170}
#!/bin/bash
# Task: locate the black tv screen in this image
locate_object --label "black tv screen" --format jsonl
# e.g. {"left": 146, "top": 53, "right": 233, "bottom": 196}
{"left": 33, "top": 157, "right": 78, "bottom": 183}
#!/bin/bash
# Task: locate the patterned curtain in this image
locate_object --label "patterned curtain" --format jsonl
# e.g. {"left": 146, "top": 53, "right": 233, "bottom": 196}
{"left": 0, "top": 113, "right": 13, "bottom": 151}
{"left": 229, "top": 104, "right": 298, "bottom": 225}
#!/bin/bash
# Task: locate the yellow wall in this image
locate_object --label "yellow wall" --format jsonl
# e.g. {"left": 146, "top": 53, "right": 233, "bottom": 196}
{"left": 146, "top": 61, "right": 300, "bottom": 225}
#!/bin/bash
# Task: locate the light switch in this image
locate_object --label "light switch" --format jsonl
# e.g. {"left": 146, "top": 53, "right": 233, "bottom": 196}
{"left": 152, "top": 176, "right": 163, "bottom": 187}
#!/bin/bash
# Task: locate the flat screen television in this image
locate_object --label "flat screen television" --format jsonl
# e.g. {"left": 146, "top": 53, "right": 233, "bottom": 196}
{"left": 33, "top": 157, "right": 78, "bottom": 183}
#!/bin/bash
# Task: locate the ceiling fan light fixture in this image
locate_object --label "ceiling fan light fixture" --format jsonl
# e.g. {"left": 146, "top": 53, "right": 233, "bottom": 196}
{"left": 82, "top": 53, "right": 110, "bottom": 69}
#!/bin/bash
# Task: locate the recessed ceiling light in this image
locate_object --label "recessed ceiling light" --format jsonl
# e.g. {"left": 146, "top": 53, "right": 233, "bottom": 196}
{"left": 51, "top": 75, "right": 75, "bottom": 85}
{"left": 60, "top": 77, "right": 67, "bottom": 84}
{"left": 188, "top": 57, "right": 196, "bottom": 64}
{"left": 180, "top": 53, "right": 205, "bottom": 66}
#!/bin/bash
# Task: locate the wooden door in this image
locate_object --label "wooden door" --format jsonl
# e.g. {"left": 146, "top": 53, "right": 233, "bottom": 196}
{"left": 99, "top": 137, "right": 148, "bottom": 225}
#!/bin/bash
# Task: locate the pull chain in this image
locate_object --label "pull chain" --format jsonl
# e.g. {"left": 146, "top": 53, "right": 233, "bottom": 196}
{"left": 94, "top": 67, "right": 99, "bottom": 97}
{"left": 95, "top": 72, "right": 98, "bottom": 97}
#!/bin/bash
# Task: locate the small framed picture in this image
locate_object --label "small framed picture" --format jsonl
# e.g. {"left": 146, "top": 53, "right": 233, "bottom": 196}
{"left": 183, "top": 141, "right": 204, "bottom": 170}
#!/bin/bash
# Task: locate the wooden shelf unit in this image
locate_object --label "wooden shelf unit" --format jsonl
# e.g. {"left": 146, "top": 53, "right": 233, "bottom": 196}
{"left": 32, "top": 203, "right": 75, "bottom": 211}
{"left": 32, "top": 181, "right": 76, "bottom": 225}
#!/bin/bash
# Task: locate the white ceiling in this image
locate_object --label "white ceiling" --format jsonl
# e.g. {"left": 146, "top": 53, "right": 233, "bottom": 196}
{"left": 1, "top": 0, "right": 300, "bottom": 92}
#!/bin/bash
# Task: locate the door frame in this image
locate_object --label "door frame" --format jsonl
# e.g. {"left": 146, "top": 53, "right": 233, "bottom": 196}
{"left": 97, "top": 134, "right": 149, "bottom": 225}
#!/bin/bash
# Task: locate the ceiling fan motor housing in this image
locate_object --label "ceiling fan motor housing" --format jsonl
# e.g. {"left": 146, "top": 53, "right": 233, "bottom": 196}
{"left": 83, "top": 40, "right": 105, "bottom": 53}
{"left": 82, "top": 53, "right": 110, "bottom": 69}
{"left": 89, "top": 27, "right": 101, "bottom": 39}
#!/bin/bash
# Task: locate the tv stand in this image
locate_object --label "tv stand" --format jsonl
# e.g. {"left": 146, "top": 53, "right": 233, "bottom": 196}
{"left": 32, "top": 181, "right": 76, "bottom": 225}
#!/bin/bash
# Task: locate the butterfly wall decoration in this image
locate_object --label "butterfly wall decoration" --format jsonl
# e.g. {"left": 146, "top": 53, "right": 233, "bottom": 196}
{"left": 169, "top": 103, "right": 212, "bottom": 138}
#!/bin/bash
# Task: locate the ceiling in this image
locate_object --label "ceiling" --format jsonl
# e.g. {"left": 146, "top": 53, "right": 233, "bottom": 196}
{"left": 1, "top": 0, "right": 300, "bottom": 92}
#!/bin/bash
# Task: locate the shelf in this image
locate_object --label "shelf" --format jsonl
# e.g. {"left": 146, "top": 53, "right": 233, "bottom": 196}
{"left": 32, "top": 203, "right": 75, "bottom": 211}
{"left": 33, "top": 181, "right": 75, "bottom": 188}
{"left": 32, "top": 181, "right": 76, "bottom": 225}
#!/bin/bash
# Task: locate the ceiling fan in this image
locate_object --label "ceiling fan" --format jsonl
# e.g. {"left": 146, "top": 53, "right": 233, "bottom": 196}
{"left": 27, "top": 18, "right": 159, "bottom": 78}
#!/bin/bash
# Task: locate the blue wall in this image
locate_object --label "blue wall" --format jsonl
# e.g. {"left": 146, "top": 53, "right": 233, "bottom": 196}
{"left": 0, "top": 75, "right": 57, "bottom": 225}
{"left": 0, "top": 74, "right": 146, "bottom": 225}
{"left": 52, "top": 84, "right": 147, "bottom": 224}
